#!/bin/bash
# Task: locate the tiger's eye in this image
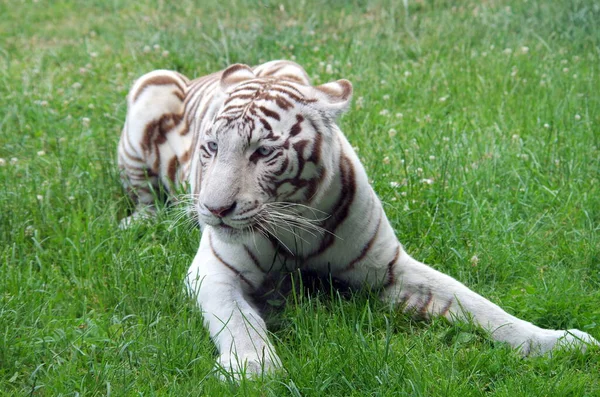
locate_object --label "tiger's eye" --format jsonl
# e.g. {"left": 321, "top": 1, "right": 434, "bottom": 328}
{"left": 256, "top": 146, "right": 273, "bottom": 156}
{"left": 207, "top": 141, "right": 218, "bottom": 152}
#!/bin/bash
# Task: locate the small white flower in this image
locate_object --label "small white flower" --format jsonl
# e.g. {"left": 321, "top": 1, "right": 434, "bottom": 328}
{"left": 512, "top": 134, "right": 520, "bottom": 141}
{"left": 421, "top": 178, "right": 434, "bottom": 185}
{"left": 383, "top": 156, "right": 390, "bottom": 164}
{"left": 416, "top": 167, "right": 423, "bottom": 175}
{"left": 325, "top": 64, "right": 333, "bottom": 74}
{"left": 520, "top": 46, "right": 529, "bottom": 54}
{"left": 162, "top": 50, "right": 169, "bottom": 57}
{"left": 68, "top": 196, "right": 75, "bottom": 201}
{"left": 143, "top": 46, "right": 151, "bottom": 53}
{"left": 382, "top": 94, "right": 390, "bottom": 100}
{"left": 429, "top": 155, "right": 436, "bottom": 160}
{"left": 390, "top": 181, "right": 400, "bottom": 188}
{"left": 356, "top": 96, "right": 364, "bottom": 107}
{"left": 442, "top": 136, "right": 450, "bottom": 142}
{"left": 153, "top": 44, "right": 161, "bottom": 51}
{"left": 395, "top": 112, "right": 403, "bottom": 118}
{"left": 439, "top": 96, "right": 448, "bottom": 102}
{"left": 0, "top": 158, "right": 5, "bottom": 166}
{"left": 401, "top": 191, "right": 407, "bottom": 197}
{"left": 89, "top": 52, "right": 98, "bottom": 58}
{"left": 575, "top": 114, "right": 581, "bottom": 120}
{"left": 82, "top": 117, "right": 91, "bottom": 127}
{"left": 72, "top": 82, "right": 82, "bottom": 89}
{"left": 379, "top": 109, "right": 389, "bottom": 116}
{"left": 312, "top": 46, "right": 320, "bottom": 52}
{"left": 543, "top": 123, "right": 550, "bottom": 129}
{"left": 88, "top": 104, "right": 95, "bottom": 109}
{"left": 10, "top": 157, "right": 18, "bottom": 165}
{"left": 37, "top": 150, "right": 45, "bottom": 156}
{"left": 563, "top": 68, "right": 569, "bottom": 73}
{"left": 503, "top": 48, "right": 512, "bottom": 55}
{"left": 36, "top": 195, "right": 43, "bottom": 201}
{"left": 404, "top": 71, "right": 411, "bottom": 77}
{"left": 471, "top": 255, "right": 479, "bottom": 266}
{"left": 25, "top": 225, "right": 35, "bottom": 236}
{"left": 388, "top": 128, "right": 397, "bottom": 138}
{"left": 380, "top": 79, "right": 387, "bottom": 85}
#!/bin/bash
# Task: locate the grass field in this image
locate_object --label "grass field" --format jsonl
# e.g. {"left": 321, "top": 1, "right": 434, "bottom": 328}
{"left": 1, "top": 0, "right": 600, "bottom": 395}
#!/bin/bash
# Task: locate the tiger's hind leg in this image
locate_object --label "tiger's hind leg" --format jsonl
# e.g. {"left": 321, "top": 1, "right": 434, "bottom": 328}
{"left": 381, "top": 250, "right": 599, "bottom": 356}
{"left": 118, "top": 70, "right": 189, "bottom": 228}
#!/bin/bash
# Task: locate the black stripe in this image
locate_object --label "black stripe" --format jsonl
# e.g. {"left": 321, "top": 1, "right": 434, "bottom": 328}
{"left": 258, "top": 106, "right": 280, "bottom": 121}
{"left": 243, "top": 245, "right": 266, "bottom": 273}
{"left": 341, "top": 205, "right": 382, "bottom": 271}
{"left": 383, "top": 246, "right": 401, "bottom": 288}
{"left": 419, "top": 292, "right": 434, "bottom": 316}
{"left": 209, "top": 233, "right": 254, "bottom": 289}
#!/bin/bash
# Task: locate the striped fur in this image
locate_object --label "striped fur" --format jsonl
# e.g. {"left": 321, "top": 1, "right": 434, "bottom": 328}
{"left": 118, "top": 60, "right": 598, "bottom": 379}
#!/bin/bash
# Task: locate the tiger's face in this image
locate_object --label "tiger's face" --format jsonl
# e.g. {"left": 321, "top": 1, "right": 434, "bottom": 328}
{"left": 191, "top": 64, "right": 352, "bottom": 241}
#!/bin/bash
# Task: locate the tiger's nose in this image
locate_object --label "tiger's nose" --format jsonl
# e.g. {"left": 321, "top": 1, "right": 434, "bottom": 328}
{"left": 205, "top": 201, "right": 237, "bottom": 218}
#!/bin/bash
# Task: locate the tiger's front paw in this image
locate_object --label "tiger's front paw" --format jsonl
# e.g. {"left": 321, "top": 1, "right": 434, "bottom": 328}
{"left": 524, "top": 329, "right": 599, "bottom": 356}
{"left": 216, "top": 350, "right": 282, "bottom": 381}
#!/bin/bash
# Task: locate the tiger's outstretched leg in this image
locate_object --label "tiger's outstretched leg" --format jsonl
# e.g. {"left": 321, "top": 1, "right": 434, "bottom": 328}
{"left": 117, "top": 70, "right": 189, "bottom": 227}
{"left": 380, "top": 249, "right": 599, "bottom": 355}
{"left": 185, "top": 229, "right": 281, "bottom": 380}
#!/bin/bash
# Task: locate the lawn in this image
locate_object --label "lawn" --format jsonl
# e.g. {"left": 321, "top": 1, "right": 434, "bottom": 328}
{"left": 1, "top": 0, "right": 599, "bottom": 395}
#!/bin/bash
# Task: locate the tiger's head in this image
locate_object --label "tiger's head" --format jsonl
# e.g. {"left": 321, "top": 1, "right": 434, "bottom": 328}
{"left": 191, "top": 63, "right": 352, "bottom": 242}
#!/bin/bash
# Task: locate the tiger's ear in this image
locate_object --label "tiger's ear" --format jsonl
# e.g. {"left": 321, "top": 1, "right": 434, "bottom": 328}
{"left": 314, "top": 79, "right": 353, "bottom": 119}
{"left": 220, "top": 64, "right": 256, "bottom": 92}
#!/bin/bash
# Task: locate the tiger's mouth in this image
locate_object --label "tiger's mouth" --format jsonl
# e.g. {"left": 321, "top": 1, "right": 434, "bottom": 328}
{"left": 210, "top": 219, "right": 256, "bottom": 241}
{"left": 213, "top": 218, "right": 255, "bottom": 232}
{"left": 216, "top": 220, "right": 232, "bottom": 229}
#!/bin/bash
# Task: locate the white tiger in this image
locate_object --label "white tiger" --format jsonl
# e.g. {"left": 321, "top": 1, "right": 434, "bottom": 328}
{"left": 118, "top": 60, "right": 598, "bottom": 379}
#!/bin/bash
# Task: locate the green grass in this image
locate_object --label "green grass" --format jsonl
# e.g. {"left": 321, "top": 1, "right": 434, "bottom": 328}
{"left": 1, "top": 0, "right": 599, "bottom": 395}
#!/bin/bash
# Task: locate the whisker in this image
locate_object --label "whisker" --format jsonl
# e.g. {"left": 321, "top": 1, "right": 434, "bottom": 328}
{"left": 255, "top": 218, "right": 293, "bottom": 255}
